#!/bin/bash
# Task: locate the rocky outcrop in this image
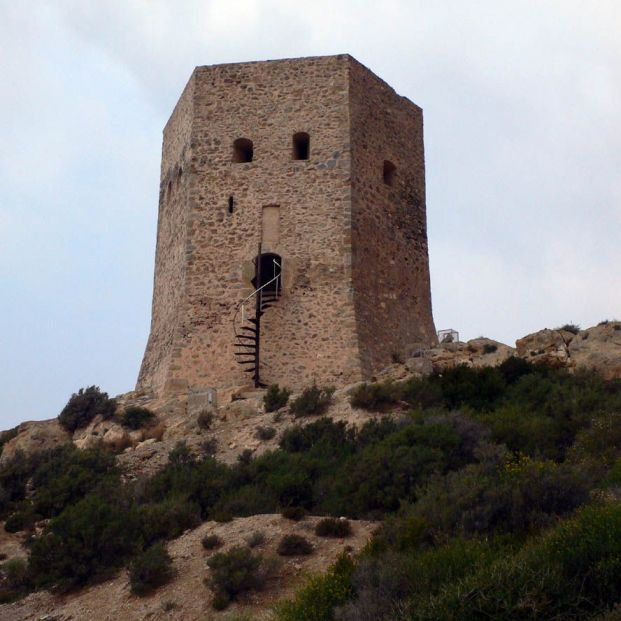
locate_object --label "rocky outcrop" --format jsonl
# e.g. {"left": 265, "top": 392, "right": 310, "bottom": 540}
{"left": 405, "top": 338, "right": 516, "bottom": 375}
{"left": 515, "top": 322, "right": 621, "bottom": 379}
{"left": 569, "top": 322, "right": 621, "bottom": 380}
{"left": 0, "top": 419, "right": 70, "bottom": 464}
{"left": 516, "top": 328, "right": 576, "bottom": 369}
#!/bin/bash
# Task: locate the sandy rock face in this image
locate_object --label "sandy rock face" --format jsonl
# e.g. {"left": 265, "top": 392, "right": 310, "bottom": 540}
{"left": 516, "top": 328, "right": 576, "bottom": 369}
{"left": 0, "top": 419, "right": 70, "bottom": 464}
{"left": 418, "top": 338, "right": 515, "bottom": 373}
{"left": 569, "top": 322, "right": 621, "bottom": 380}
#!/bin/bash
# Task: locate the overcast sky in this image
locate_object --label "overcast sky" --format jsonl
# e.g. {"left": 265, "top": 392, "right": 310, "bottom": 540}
{"left": 1, "top": 1, "right": 620, "bottom": 428}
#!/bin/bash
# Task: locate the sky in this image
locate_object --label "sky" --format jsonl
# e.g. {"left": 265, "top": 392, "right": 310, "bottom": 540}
{"left": 1, "top": 1, "right": 620, "bottom": 428}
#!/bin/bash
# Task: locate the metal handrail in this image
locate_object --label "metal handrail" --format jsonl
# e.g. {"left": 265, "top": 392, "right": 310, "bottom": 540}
{"left": 233, "top": 259, "right": 281, "bottom": 334}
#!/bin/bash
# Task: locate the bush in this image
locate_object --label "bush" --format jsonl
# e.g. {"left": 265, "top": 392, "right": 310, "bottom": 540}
{"left": 410, "top": 502, "right": 621, "bottom": 620}
{"left": 207, "top": 546, "right": 266, "bottom": 608}
{"left": 264, "top": 385, "right": 291, "bottom": 412}
{"left": 558, "top": 323, "right": 580, "bottom": 334}
{"left": 202, "top": 534, "right": 222, "bottom": 550}
{"left": 245, "top": 530, "right": 266, "bottom": 548}
{"left": 290, "top": 385, "right": 335, "bottom": 418}
{"left": 482, "top": 343, "right": 498, "bottom": 354}
{"left": 277, "top": 534, "right": 313, "bottom": 556}
{"left": 315, "top": 518, "right": 351, "bottom": 538}
{"left": 282, "top": 506, "right": 306, "bottom": 521}
{"left": 58, "top": 386, "right": 116, "bottom": 432}
{"left": 121, "top": 406, "right": 155, "bottom": 430}
{"left": 411, "top": 457, "right": 591, "bottom": 539}
{"left": 200, "top": 438, "right": 218, "bottom": 457}
{"left": 129, "top": 543, "right": 173, "bottom": 596}
{"left": 197, "top": 409, "right": 214, "bottom": 430}
{"left": 0, "top": 427, "right": 18, "bottom": 457}
{"left": 28, "top": 493, "right": 138, "bottom": 589}
{"left": 349, "top": 382, "right": 400, "bottom": 411}
{"left": 4, "top": 508, "right": 36, "bottom": 533}
{"left": 275, "top": 554, "right": 354, "bottom": 621}
{"left": 3, "top": 558, "right": 29, "bottom": 590}
{"left": 256, "top": 425, "right": 276, "bottom": 441}
{"left": 137, "top": 498, "right": 201, "bottom": 546}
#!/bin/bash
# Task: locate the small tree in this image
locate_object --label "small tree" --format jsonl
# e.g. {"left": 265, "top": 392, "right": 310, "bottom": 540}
{"left": 58, "top": 386, "right": 116, "bottom": 432}
{"left": 207, "top": 546, "right": 266, "bottom": 609}
{"left": 290, "top": 385, "right": 335, "bottom": 418}
{"left": 277, "top": 534, "right": 313, "bottom": 556}
{"left": 129, "top": 543, "right": 174, "bottom": 595}
{"left": 264, "top": 385, "right": 291, "bottom": 412}
{"left": 121, "top": 406, "right": 155, "bottom": 430}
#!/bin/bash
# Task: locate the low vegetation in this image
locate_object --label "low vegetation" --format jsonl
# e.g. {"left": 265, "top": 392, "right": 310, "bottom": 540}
{"left": 315, "top": 518, "right": 351, "bottom": 538}
{"left": 121, "top": 406, "right": 155, "bottom": 430}
{"left": 202, "top": 534, "right": 222, "bottom": 550}
{"left": 207, "top": 546, "right": 268, "bottom": 609}
{"left": 290, "top": 385, "right": 335, "bottom": 418}
{"left": 128, "top": 543, "right": 173, "bottom": 595}
{"left": 2, "top": 364, "right": 621, "bottom": 620}
{"left": 58, "top": 386, "right": 116, "bottom": 432}
{"left": 277, "top": 534, "right": 313, "bottom": 556}
{"left": 264, "top": 384, "right": 291, "bottom": 412}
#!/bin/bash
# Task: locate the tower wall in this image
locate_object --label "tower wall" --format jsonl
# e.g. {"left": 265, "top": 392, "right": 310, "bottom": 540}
{"left": 137, "top": 55, "right": 436, "bottom": 396}
{"left": 137, "top": 78, "right": 195, "bottom": 392}
{"left": 349, "top": 59, "right": 437, "bottom": 375}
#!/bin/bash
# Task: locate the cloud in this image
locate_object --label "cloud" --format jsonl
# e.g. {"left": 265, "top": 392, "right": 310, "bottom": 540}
{"left": 1, "top": 1, "right": 620, "bottom": 427}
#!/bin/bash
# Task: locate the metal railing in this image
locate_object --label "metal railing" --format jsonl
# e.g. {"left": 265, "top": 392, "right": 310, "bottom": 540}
{"left": 233, "top": 259, "right": 281, "bottom": 332}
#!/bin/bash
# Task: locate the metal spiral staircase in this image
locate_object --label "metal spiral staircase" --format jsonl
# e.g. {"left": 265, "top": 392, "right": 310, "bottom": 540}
{"left": 233, "top": 254, "right": 282, "bottom": 388}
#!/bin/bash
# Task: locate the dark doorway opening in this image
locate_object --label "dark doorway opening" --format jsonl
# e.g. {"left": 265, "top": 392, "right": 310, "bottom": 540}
{"left": 252, "top": 253, "right": 282, "bottom": 295}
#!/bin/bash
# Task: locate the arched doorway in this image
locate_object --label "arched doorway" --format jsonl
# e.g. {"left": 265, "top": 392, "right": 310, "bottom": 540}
{"left": 252, "top": 252, "right": 282, "bottom": 295}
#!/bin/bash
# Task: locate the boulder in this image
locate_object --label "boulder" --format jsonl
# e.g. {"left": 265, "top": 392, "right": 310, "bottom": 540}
{"left": 515, "top": 328, "right": 576, "bottom": 369}
{"left": 0, "top": 419, "right": 70, "bottom": 464}
{"left": 569, "top": 322, "right": 621, "bottom": 380}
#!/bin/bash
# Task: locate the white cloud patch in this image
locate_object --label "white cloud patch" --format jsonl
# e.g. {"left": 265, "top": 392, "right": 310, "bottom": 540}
{"left": 1, "top": 1, "right": 620, "bottom": 427}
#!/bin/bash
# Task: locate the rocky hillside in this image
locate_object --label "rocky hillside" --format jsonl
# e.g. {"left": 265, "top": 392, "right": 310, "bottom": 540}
{"left": 1, "top": 320, "right": 620, "bottom": 621}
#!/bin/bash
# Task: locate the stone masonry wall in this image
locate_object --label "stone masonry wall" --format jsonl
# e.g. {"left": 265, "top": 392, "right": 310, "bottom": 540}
{"left": 137, "top": 78, "right": 195, "bottom": 392}
{"left": 139, "top": 56, "right": 364, "bottom": 394}
{"left": 349, "top": 58, "right": 437, "bottom": 376}
{"left": 137, "top": 55, "right": 436, "bottom": 396}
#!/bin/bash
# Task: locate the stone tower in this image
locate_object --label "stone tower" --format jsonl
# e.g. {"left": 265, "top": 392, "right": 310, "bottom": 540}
{"left": 137, "top": 54, "right": 436, "bottom": 396}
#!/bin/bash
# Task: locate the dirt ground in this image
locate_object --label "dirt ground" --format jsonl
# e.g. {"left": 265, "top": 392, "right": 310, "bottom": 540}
{"left": 0, "top": 514, "right": 376, "bottom": 621}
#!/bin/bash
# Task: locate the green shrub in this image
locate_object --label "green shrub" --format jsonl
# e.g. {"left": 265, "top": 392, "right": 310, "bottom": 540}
{"left": 0, "top": 427, "right": 18, "bottom": 457}
{"left": 315, "top": 518, "right": 351, "bottom": 538}
{"left": 256, "top": 425, "right": 276, "bottom": 441}
{"left": 31, "top": 445, "right": 118, "bottom": 518}
{"left": 202, "top": 534, "right": 222, "bottom": 550}
{"left": 264, "top": 385, "right": 291, "bottom": 412}
{"left": 349, "top": 382, "right": 400, "bottom": 411}
{"left": 558, "top": 323, "right": 580, "bottom": 334}
{"left": 0, "top": 557, "right": 30, "bottom": 603}
{"left": 137, "top": 498, "right": 201, "bottom": 546}
{"left": 411, "top": 502, "right": 621, "bottom": 620}
{"left": 275, "top": 554, "right": 354, "bottom": 621}
{"left": 129, "top": 543, "right": 174, "bottom": 595}
{"left": 4, "top": 507, "right": 36, "bottom": 533}
{"left": 245, "top": 530, "right": 265, "bottom": 548}
{"left": 3, "top": 558, "right": 29, "bottom": 590}
{"left": 411, "top": 457, "right": 590, "bottom": 539}
{"left": 290, "top": 385, "right": 335, "bottom": 418}
{"left": 197, "top": 409, "right": 214, "bottom": 430}
{"left": 121, "top": 406, "right": 155, "bottom": 430}
{"left": 277, "top": 534, "right": 313, "bottom": 556}
{"left": 482, "top": 343, "right": 498, "bottom": 354}
{"left": 28, "top": 493, "right": 138, "bottom": 589}
{"left": 207, "top": 546, "right": 266, "bottom": 609}
{"left": 282, "top": 506, "right": 306, "bottom": 521}
{"left": 58, "top": 386, "right": 116, "bottom": 432}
